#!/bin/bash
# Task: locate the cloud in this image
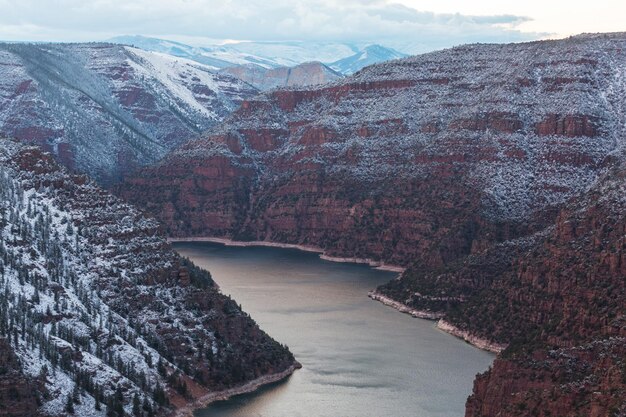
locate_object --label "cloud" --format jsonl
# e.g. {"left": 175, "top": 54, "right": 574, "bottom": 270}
{"left": 0, "top": 0, "right": 542, "bottom": 52}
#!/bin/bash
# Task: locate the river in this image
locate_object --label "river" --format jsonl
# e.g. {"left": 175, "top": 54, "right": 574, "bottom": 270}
{"left": 173, "top": 242, "right": 494, "bottom": 417}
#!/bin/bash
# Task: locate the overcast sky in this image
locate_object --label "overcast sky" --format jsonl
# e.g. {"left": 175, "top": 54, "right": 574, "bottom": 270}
{"left": 0, "top": 0, "right": 624, "bottom": 52}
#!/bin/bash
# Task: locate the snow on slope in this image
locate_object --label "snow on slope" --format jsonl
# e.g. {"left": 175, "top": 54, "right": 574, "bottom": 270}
{"left": 125, "top": 47, "right": 224, "bottom": 118}
{"left": 0, "top": 43, "right": 258, "bottom": 183}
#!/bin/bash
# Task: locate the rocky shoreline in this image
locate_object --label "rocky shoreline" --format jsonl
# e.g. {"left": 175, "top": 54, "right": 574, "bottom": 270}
{"left": 436, "top": 320, "right": 506, "bottom": 354}
{"left": 174, "top": 363, "right": 301, "bottom": 417}
{"left": 319, "top": 255, "right": 405, "bottom": 272}
{"left": 367, "top": 291, "right": 445, "bottom": 319}
{"left": 168, "top": 237, "right": 406, "bottom": 272}
{"left": 368, "top": 291, "right": 506, "bottom": 354}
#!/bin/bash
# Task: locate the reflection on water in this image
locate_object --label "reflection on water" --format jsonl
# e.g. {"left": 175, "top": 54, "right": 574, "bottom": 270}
{"left": 173, "top": 242, "right": 494, "bottom": 417}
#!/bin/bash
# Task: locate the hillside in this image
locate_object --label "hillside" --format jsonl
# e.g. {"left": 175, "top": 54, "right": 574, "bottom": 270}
{"left": 0, "top": 139, "right": 295, "bottom": 416}
{"left": 119, "top": 33, "right": 626, "bottom": 416}
{"left": 0, "top": 43, "right": 257, "bottom": 183}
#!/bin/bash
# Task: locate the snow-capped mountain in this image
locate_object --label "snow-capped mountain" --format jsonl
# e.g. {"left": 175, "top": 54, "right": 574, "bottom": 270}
{"left": 0, "top": 43, "right": 257, "bottom": 183}
{"left": 329, "top": 45, "right": 408, "bottom": 75}
{"left": 0, "top": 139, "right": 296, "bottom": 416}
{"left": 108, "top": 35, "right": 407, "bottom": 74}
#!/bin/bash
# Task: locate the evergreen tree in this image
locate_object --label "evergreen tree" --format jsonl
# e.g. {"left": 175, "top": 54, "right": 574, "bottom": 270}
{"left": 72, "top": 382, "right": 81, "bottom": 404}
{"left": 65, "top": 393, "right": 75, "bottom": 414}
{"left": 132, "top": 393, "right": 141, "bottom": 416}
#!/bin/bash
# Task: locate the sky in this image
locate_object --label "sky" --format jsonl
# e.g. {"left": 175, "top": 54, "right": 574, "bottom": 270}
{"left": 0, "top": 0, "right": 624, "bottom": 53}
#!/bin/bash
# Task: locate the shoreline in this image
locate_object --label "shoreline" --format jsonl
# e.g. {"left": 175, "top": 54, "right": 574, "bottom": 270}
{"left": 174, "top": 363, "right": 301, "bottom": 417}
{"left": 436, "top": 319, "right": 506, "bottom": 354}
{"left": 169, "top": 237, "right": 406, "bottom": 273}
{"left": 368, "top": 291, "right": 445, "bottom": 320}
{"left": 368, "top": 291, "right": 506, "bottom": 354}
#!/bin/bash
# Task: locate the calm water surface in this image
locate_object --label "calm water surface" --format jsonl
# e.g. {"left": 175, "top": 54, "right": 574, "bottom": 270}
{"left": 173, "top": 242, "right": 494, "bottom": 417}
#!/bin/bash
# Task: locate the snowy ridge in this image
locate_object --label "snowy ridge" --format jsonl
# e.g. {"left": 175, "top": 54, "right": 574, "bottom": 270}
{"left": 329, "top": 45, "right": 407, "bottom": 75}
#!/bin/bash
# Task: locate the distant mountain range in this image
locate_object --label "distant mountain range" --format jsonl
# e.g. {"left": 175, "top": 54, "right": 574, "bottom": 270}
{"left": 108, "top": 35, "right": 408, "bottom": 75}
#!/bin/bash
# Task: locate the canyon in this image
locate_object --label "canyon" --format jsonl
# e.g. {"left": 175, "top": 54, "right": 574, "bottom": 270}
{"left": 119, "top": 33, "right": 626, "bottom": 416}
{"left": 0, "top": 32, "right": 625, "bottom": 417}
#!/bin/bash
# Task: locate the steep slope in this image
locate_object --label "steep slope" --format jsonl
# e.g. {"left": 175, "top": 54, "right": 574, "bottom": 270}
{"left": 459, "top": 162, "right": 626, "bottom": 417}
{"left": 0, "top": 139, "right": 295, "bottom": 416}
{"left": 220, "top": 62, "right": 343, "bottom": 90}
{"left": 0, "top": 43, "right": 257, "bottom": 183}
{"left": 329, "top": 45, "right": 407, "bottom": 74}
{"left": 120, "top": 34, "right": 626, "bottom": 270}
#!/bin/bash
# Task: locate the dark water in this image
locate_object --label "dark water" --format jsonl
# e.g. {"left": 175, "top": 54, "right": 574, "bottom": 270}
{"left": 173, "top": 242, "right": 494, "bottom": 417}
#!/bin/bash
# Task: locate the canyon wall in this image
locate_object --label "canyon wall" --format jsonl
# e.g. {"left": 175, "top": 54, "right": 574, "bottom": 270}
{"left": 121, "top": 34, "right": 626, "bottom": 270}
{"left": 220, "top": 61, "right": 343, "bottom": 91}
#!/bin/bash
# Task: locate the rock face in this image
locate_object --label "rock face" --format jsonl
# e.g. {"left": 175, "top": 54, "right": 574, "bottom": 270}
{"left": 121, "top": 34, "right": 626, "bottom": 270}
{"left": 467, "top": 338, "right": 626, "bottom": 417}
{"left": 0, "top": 43, "right": 257, "bottom": 183}
{"left": 0, "top": 139, "right": 294, "bottom": 416}
{"left": 220, "top": 62, "right": 343, "bottom": 91}
{"left": 460, "top": 164, "right": 626, "bottom": 417}
{"left": 119, "top": 33, "right": 626, "bottom": 417}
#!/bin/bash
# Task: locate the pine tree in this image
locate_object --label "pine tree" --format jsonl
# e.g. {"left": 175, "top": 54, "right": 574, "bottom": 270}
{"left": 73, "top": 383, "right": 81, "bottom": 404}
{"left": 132, "top": 393, "right": 141, "bottom": 416}
{"left": 142, "top": 397, "right": 152, "bottom": 413}
{"left": 65, "top": 393, "right": 75, "bottom": 414}
{"left": 113, "top": 386, "right": 124, "bottom": 416}
{"left": 157, "top": 357, "right": 166, "bottom": 377}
